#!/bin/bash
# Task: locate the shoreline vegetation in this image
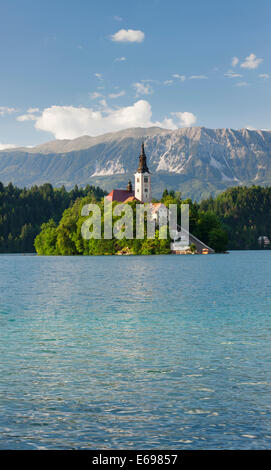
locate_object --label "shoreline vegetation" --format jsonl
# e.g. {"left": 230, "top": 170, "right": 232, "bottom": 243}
{"left": 34, "top": 189, "right": 228, "bottom": 256}
{"left": 1, "top": 181, "right": 271, "bottom": 255}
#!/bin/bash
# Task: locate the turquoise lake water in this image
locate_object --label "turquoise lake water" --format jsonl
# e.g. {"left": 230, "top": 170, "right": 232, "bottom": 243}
{"left": 0, "top": 252, "right": 271, "bottom": 449}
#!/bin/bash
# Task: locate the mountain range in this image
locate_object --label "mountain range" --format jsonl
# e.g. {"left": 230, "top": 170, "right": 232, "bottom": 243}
{"left": 1, "top": 126, "right": 271, "bottom": 200}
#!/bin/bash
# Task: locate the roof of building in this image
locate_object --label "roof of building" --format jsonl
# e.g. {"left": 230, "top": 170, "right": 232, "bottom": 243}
{"left": 151, "top": 202, "right": 167, "bottom": 213}
{"left": 106, "top": 189, "right": 135, "bottom": 202}
{"left": 136, "top": 142, "right": 150, "bottom": 174}
{"left": 123, "top": 196, "right": 141, "bottom": 203}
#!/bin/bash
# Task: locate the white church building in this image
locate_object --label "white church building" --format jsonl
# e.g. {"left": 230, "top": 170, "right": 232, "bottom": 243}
{"left": 106, "top": 142, "right": 152, "bottom": 204}
{"left": 134, "top": 142, "right": 151, "bottom": 203}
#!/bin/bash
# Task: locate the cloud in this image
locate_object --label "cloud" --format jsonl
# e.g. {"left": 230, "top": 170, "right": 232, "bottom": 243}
{"left": 0, "top": 106, "right": 18, "bottom": 116}
{"left": 172, "top": 74, "right": 186, "bottom": 81}
{"left": 235, "top": 81, "right": 250, "bottom": 87}
{"left": 94, "top": 73, "right": 103, "bottom": 81}
{"left": 108, "top": 90, "right": 126, "bottom": 99}
{"left": 133, "top": 82, "right": 153, "bottom": 96}
{"left": 172, "top": 111, "right": 197, "bottom": 127}
{"left": 16, "top": 108, "right": 40, "bottom": 122}
{"left": 0, "top": 142, "right": 17, "bottom": 150}
{"left": 164, "top": 80, "right": 173, "bottom": 85}
{"left": 111, "top": 29, "right": 145, "bottom": 43}
{"left": 99, "top": 99, "right": 108, "bottom": 109}
{"left": 115, "top": 56, "right": 126, "bottom": 62}
{"left": 259, "top": 73, "right": 269, "bottom": 79}
{"left": 89, "top": 92, "right": 103, "bottom": 100}
{"left": 17, "top": 113, "right": 37, "bottom": 122}
{"left": 189, "top": 75, "right": 208, "bottom": 80}
{"left": 240, "top": 53, "right": 263, "bottom": 69}
{"left": 224, "top": 70, "right": 243, "bottom": 78}
{"left": 27, "top": 107, "right": 40, "bottom": 113}
{"left": 114, "top": 16, "right": 123, "bottom": 21}
{"left": 35, "top": 101, "right": 152, "bottom": 139}
{"left": 32, "top": 101, "right": 197, "bottom": 139}
{"left": 231, "top": 57, "right": 239, "bottom": 67}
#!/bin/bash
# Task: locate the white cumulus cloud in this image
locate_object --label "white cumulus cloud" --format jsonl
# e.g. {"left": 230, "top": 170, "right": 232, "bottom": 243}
{"left": 111, "top": 29, "right": 145, "bottom": 43}
{"left": 240, "top": 53, "right": 263, "bottom": 69}
{"left": 35, "top": 101, "right": 153, "bottom": 139}
{"left": 172, "top": 112, "right": 197, "bottom": 127}
{"left": 258, "top": 73, "right": 269, "bottom": 79}
{"left": 32, "top": 101, "right": 197, "bottom": 139}
{"left": 115, "top": 56, "right": 127, "bottom": 62}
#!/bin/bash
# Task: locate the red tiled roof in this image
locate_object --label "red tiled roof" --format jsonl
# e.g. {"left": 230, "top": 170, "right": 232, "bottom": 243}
{"left": 123, "top": 196, "right": 141, "bottom": 203}
{"left": 151, "top": 203, "right": 167, "bottom": 213}
{"left": 106, "top": 189, "right": 135, "bottom": 203}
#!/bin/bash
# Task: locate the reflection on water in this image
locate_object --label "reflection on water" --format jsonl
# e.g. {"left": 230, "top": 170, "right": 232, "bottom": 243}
{"left": 0, "top": 252, "right": 271, "bottom": 449}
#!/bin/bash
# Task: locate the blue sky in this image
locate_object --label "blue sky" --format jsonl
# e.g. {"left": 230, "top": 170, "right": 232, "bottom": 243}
{"left": 0, "top": 0, "right": 270, "bottom": 147}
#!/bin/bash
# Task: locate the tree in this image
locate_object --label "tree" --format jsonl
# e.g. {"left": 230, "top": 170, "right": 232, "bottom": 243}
{"left": 34, "top": 220, "right": 58, "bottom": 255}
{"left": 208, "top": 228, "right": 228, "bottom": 253}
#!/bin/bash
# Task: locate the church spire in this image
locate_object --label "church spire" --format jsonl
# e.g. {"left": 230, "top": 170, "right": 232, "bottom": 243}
{"left": 137, "top": 141, "right": 150, "bottom": 173}
{"left": 126, "top": 180, "right": 132, "bottom": 192}
{"left": 141, "top": 141, "right": 145, "bottom": 157}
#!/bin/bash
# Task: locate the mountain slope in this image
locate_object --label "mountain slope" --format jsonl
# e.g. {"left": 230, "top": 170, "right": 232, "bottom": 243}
{"left": 1, "top": 126, "right": 271, "bottom": 200}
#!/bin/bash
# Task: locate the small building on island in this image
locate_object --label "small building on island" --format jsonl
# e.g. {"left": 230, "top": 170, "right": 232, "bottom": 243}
{"left": 106, "top": 142, "right": 214, "bottom": 254}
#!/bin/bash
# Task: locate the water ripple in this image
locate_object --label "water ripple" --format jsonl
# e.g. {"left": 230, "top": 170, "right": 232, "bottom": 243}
{"left": 0, "top": 252, "right": 271, "bottom": 449}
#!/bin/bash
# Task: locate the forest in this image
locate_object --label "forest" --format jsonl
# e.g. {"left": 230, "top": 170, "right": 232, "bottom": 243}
{"left": 0, "top": 182, "right": 106, "bottom": 253}
{"left": 198, "top": 185, "right": 271, "bottom": 250}
{"left": 1, "top": 181, "right": 270, "bottom": 254}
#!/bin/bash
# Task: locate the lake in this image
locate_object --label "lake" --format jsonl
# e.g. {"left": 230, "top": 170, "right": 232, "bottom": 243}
{"left": 0, "top": 252, "right": 270, "bottom": 449}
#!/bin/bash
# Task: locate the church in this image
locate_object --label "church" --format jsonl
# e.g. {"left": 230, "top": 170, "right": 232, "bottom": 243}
{"left": 106, "top": 142, "right": 151, "bottom": 204}
{"left": 106, "top": 142, "right": 168, "bottom": 232}
{"left": 106, "top": 142, "right": 214, "bottom": 254}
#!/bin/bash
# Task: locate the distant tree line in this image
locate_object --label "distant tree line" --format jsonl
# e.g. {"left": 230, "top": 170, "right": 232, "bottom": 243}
{"left": 198, "top": 185, "right": 271, "bottom": 250}
{"left": 161, "top": 186, "right": 271, "bottom": 250}
{"left": 0, "top": 182, "right": 106, "bottom": 253}
{"left": 1, "top": 182, "right": 271, "bottom": 254}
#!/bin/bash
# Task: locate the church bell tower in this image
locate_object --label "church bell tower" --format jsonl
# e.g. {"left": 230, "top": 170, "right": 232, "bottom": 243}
{"left": 134, "top": 142, "right": 151, "bottom": 203}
